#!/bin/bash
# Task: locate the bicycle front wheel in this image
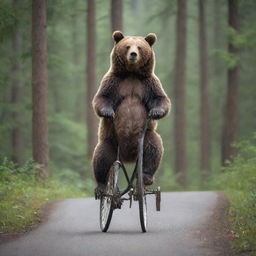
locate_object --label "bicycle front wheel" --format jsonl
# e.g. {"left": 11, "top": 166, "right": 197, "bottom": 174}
{"left": 137, "top": 138, "right": 147, "bottom": 232}
{"left": 100, "top": 194, "right": 113, "bottom": 232}
{"left": 100, "top": 162, "right": 120, "bottom": 232}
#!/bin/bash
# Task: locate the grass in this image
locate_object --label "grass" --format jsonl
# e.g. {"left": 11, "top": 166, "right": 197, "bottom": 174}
{"left": 213, "top": 136, "right": 256, "bottom": 254}
{"left": 0, "top": 158, "right": 89, "bottom": 233}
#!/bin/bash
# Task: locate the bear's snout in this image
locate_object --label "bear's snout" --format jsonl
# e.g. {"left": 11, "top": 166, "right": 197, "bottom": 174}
{"left": 129, "top": 51, "right": 138, "bottom": 62}
{"left": 127, "top": 45, "right": 139, "bottom": 63}
{"left": 130, "top": 52, "right": 137, "bottom": 58}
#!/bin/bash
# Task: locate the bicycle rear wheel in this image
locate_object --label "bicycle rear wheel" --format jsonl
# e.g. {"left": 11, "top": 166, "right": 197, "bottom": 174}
{"left": 100, "top": 162, "right": 120, "bottom": 232}
{"left": 137, "top": 137, "right": 147, "bottom": 232}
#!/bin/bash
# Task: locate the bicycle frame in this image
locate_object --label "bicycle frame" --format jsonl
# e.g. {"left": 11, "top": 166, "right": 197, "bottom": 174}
{"left": 114, "top": 118, "right": 151, "bottom": 197}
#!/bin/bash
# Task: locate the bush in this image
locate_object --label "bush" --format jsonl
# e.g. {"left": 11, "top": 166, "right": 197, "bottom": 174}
{"left": 214, "top": 135, "right": 256, "bottom": 253}
{"left": 0, "top": 158, "right": 85, "bottom": 233}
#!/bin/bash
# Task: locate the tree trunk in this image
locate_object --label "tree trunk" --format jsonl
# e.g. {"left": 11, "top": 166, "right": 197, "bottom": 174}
{"left": 72, "top": 2, "right": 79, "bottom": 68}
{"left": 198, "top": 0, "right": 210, "bottom": 182}
{"left": 32, "top": 0, "right": 49, "bottom": 179}
{"left": 213, "top": 0, "right": 221, "bottom": 76}
{"left": 71, "top": 1, "right": 83, "bottom": 122}
{"left": 174, "top": 0, "right": 187, "bottom": 187}
{"left": 221, "top": 0, "right": 239, "bottom": 165}
{"left": 11, "top": 0, "right": 23, "bottom": 165}
{"left": 86, "top": 0, "right": 98, "bottom": 158}
{"left": 111, "top": 0, "right": 123, "bottom": 32}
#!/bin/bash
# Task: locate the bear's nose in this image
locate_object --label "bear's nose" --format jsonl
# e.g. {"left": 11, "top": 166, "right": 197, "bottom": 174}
{"left": 130, "top": 52, "right": 137, "bottom": 58}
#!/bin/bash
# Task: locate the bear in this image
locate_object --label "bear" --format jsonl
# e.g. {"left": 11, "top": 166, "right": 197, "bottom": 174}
{"left": 92, "top": 31, "right": 171, "bottom": 194}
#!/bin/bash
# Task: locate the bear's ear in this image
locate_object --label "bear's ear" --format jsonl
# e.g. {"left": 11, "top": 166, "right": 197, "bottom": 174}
{"left": 112, "top": 31, "right": 124, "bottom": 44}
{"left": 145, "top": 33, "right": 157, "bottom": 46}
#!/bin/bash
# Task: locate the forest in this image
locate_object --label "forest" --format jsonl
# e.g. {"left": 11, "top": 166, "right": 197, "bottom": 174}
{"left": 0, "top": 0, "right": 256, "bottom": 253}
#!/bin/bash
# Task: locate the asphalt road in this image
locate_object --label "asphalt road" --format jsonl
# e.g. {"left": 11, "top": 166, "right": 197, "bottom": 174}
{"left": 0, "top": 192, "right": 227, "bottom": 256}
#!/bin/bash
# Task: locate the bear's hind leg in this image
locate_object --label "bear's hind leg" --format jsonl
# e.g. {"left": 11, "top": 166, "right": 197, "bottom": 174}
{"left": 142, "top": 131, "right": 163, "bottom": 185}
{"left": 92, "top": 139, "right": 117, "bottom": 194}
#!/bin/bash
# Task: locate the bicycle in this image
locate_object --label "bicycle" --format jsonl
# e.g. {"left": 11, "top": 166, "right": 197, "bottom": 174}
{"left": 95, "top": 118, "right": 161, "bottom": 233}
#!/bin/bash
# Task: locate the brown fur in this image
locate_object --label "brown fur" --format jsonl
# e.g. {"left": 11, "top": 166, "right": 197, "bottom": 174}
{"left": 111, "top": 36, "right": 155, "bottom": 78}
{"left": 92, "top": 31, "right": 171, "bottom": 186}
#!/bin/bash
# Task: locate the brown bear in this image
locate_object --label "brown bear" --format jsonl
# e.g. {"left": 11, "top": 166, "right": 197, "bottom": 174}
{"left": 92, "top": 31, "right": 171, "bottom": 193}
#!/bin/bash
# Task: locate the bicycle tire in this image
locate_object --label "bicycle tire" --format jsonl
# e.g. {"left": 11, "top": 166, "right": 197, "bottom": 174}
{"left": 100, "top": 162, "right": 119, "bottom": 232}
{"left": 137, "top": 137, "right": 147, "bottom": 233}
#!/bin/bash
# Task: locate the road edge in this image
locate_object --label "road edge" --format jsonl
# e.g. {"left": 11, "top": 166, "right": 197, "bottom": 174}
{"left": 194, "top": 191, "right": 237, "bottom": 256}
{"left": 0, "top": 199, "right": 61, "bottom": 245}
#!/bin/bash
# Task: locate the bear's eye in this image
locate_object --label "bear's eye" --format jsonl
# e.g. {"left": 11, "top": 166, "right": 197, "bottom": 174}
{"left": 138, "top": 46, "right": 141, "bottom": 50}
{"left": 126, "top": 46, "right": 130, "bottom": 50}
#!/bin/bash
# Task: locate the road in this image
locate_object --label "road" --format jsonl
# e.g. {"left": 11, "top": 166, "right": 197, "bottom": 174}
{"left": 0, "top": 192, "right": 229, "bottom": 256}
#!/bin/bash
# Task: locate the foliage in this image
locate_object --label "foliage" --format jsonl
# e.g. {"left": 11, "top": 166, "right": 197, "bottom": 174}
{"left": 213, "top": 136, "right": 256, "bottom": 253}
{"left": 0, "top": 2, "right": 16, "bottom": 41}
{"left": 215, "top": 49, "right": 240, "bottom": 69}
{"left": 0, "top": 158, "right": 85, "bottom": 233}
{"left": 48, "top": 113, "right": 89, "bottom": 176}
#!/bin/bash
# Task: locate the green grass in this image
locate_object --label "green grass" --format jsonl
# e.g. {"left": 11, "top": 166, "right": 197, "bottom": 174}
{"left": 0, "top": 158, "right": 88, "bottom": 233}
{"left": 213, "top": 136, "right": 256, "bottom": 254}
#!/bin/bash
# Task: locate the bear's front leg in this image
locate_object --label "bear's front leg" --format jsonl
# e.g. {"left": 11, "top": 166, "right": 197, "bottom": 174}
{"left": 148, "top": 95, "right": 170, "bottom": 120}
{"left": 93, "top": 95, "right": 115, "bottom": 119}
{"left": 144, "top": 77, "right": 171, "bottom": 120}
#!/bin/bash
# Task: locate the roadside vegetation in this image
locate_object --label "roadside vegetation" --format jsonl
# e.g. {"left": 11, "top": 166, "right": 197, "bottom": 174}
{"left": 0, "top": 158, "right": 91, "bottom": 233}
{"left": 214, "top": 135, "right": 256, "bottom": 254}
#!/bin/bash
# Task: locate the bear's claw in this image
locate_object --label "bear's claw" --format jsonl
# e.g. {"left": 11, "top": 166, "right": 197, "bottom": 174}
{"left": 143, "top": 174, "right": 154, "bottom": 186}
{"left": 149, "top": 107, "right": 165, "bottom": 119}
{"left": 94, "top": 183, "right": 106, "bottom": 199}
{"left": 100, "top": 107, "right": 115, "bottom": 119}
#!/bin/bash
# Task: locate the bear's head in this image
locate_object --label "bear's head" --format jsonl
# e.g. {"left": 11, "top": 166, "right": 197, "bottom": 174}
{"left": 111, "top": 31, "right": 157, "bottom": 78}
